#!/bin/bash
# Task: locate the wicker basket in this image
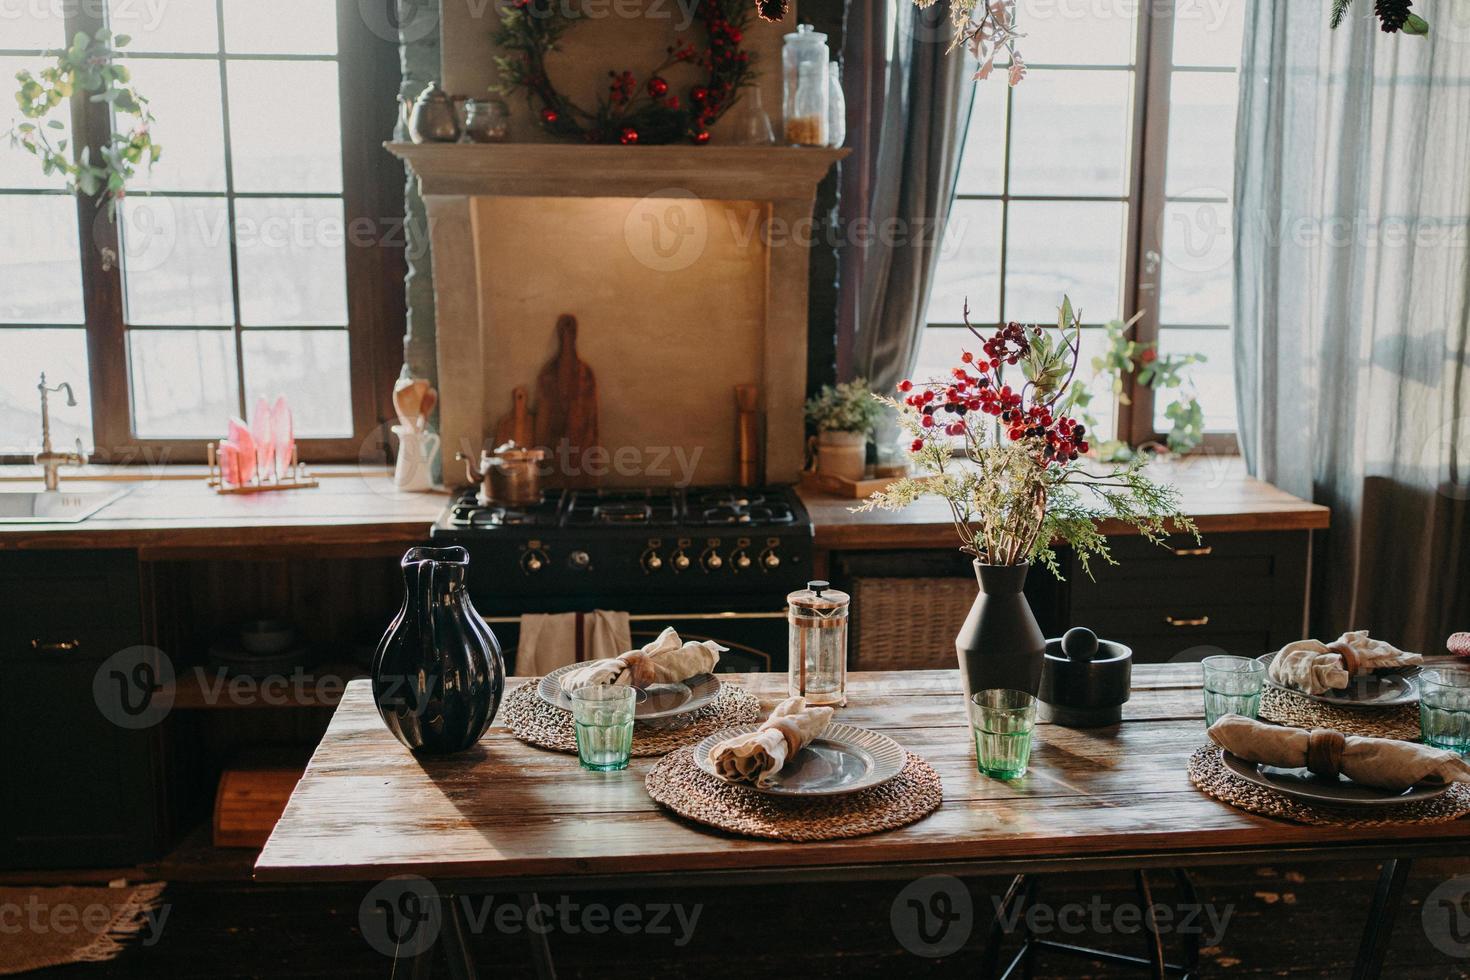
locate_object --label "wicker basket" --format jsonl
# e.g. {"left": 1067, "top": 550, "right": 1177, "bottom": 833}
{"left": 851, "top": 576, "right": 972, "bottom": 671}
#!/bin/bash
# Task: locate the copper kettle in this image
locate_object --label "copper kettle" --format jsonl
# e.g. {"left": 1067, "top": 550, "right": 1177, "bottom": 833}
{"left": 458, "top": 442, "right": 546, "bottom": 506}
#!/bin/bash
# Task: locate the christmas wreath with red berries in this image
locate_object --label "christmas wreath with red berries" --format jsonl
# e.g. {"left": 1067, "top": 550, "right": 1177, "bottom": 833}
{"left": 492, "top": 0, "right": 757, "bottom": 145}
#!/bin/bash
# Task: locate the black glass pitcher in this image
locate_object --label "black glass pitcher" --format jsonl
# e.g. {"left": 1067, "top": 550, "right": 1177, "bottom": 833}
{"left": 372, "top": 546, "right": 504, "bottom": 754}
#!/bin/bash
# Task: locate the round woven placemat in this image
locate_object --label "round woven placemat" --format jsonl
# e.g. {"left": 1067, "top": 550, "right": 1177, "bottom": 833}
{"left": 644, "top": 746, "right": 943, "bottom": 841}
{"left": 1259, "top": 685, "right": 1420, "bottom": 740}
{"left": 498, "top": 680, "right": 762, "bottom": 757}
{"left": 1187, "top": 745, "right": 1470, "bottom": 827}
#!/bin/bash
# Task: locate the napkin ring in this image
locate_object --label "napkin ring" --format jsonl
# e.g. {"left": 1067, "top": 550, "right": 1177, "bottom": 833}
{"left": 1306, "top": 728, "right": 1347, "bottom": 779}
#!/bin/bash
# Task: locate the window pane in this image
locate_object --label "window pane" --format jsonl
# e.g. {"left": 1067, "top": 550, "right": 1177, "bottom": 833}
{"left": 0, "top": 328, "right": 92, "bottom": 453}
{"left": 128, "top": 329, "right": 239, "bottom": 437}
{"left": 235, "top": 198, "right": 348, "bottom": 326}
{"left": 0, "top": 56, "right": 70, "bottom": 190}
{"left": 954, "top": 82, "right": 1007, "bottom": 196}
{"left": 1172, "top": 0, "right": 1246, "bottom": 69}
{"left": 926, "top": 200, "right": 1003, "bottom": 325}
{"left": 120, "top": 196, "right": 234, "bottom": 326}
{"left": 223, "top": 0, "right": 337, "bottom": 55}
{"left": 121, "top": 58, "right": 226, "bottom": 192}
{"left": 1015, "top": 0, "right": 1136, "bottom": 66}
{"left": 1, "top": 4, "right": 66, "bottom": 49}
{"left": 1005, "top": 201, "right": 1125, "bottom": 323}
{"left": 1007, "top": 70, "right": 1132, "bottom": 197}
{"left": 0, "top": 195, "right": 83, "bottom": 323}
{"left": 1153, "top": 327, "right": 1236, "bottom": 433}
{"left": 1164, "top": 73, "right": 1237, "bottom": 199}
{"left": 242, "top": 330, "right": 352, "bottom": 437}
{"left": 226, "top": 60, "right": 342, "bottom": 193}
{"left": 109, "top": 0, "right": 219, "bottom": 53}
{"left": 1159, "top": 201, "right": 1232, "bottom": 325}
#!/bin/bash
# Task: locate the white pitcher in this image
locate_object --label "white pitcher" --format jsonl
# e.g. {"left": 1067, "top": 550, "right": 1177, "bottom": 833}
{"left": 392, "top": 424, "right": 440, "bottom": 492}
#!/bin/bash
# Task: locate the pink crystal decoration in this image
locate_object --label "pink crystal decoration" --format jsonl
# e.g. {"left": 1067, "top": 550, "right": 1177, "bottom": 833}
{"left": 226, "top": 417, "right": 257, "bottom": 485}
{"left": 250, "top": 396, "right": 275, "bottom": 479}
{"left": 270, "top": 396, "right": 294, "bottom": 475}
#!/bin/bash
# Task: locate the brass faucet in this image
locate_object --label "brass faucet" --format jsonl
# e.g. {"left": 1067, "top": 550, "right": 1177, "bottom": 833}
{"left": 34, "top": 372, "right": 87, "bottom": 491}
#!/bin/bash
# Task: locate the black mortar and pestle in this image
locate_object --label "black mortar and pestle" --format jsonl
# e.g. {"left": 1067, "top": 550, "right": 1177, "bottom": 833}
{"left": 1038, "top": 627, "right": 1133, "bottom": 727}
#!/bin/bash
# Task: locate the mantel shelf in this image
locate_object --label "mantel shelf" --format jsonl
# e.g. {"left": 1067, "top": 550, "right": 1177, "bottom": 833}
{"left": 385, "top": 141, "right": 848, "bottom": 200}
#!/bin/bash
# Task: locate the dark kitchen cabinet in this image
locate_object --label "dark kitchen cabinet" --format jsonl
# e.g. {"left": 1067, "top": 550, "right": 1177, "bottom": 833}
{"left": 0, "top": 549, "right": 165, "bottom": 868}
{"left": 835, "top": 531, "right": 1313, "bottom": 669}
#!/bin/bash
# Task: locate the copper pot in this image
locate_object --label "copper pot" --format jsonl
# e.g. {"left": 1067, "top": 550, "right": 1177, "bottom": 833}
{"left": 457, "top": 442, "right": 546, "bottom": 506}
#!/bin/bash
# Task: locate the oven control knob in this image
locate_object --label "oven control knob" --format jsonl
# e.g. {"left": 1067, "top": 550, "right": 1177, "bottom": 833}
{"left": 641, "top": 550, "right": 663, "bottom": 573}
{"left": 671, "top": 549, "right": 692, "bottom": 572}
{"left": 701, "top": 548, "right": 723, "bottom": 572}
{"left": 759, "top": 548, "right": 781, "bottom": 570}
{"left": 521, "top": 549, "right": 549, "bottom": 574}
{"left": 569, "top": 550, "right": 591, "bottom": 570}
{"left": 732, "top": 549, "right": 753, "bottom": 571}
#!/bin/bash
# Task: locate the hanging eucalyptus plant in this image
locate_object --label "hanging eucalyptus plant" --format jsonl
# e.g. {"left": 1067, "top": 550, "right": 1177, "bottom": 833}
{"left": 8, "top": 29, "right": 160, "bottom": 215}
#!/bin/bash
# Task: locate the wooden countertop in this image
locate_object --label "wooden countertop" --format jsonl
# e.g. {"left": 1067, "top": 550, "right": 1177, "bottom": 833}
{"left": 804, "top": 456, "right": 1329, "bottom": 551}
{"left": 0, "top": 457, "right": 1326, "bottom": 558}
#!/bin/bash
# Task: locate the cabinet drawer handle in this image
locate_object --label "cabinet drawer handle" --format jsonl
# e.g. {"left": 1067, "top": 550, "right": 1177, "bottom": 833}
{"left": 31, "top": 638, "right": 82, "bottom": 652}
{"left": 1172, "top": 546, "right": 1213, "bottom": 557}
{"left": 1164, "top": 615, "right": 1210, "bottom": 628}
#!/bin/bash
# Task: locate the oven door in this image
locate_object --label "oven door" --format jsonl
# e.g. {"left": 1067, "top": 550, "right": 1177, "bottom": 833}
{"left": 480, "top": 610, "right": 787, "bottom": 676}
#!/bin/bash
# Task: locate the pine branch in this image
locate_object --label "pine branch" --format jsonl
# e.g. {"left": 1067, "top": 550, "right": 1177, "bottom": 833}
{"left": 1331, "top": 0, "right": 1355, "bottom": 29}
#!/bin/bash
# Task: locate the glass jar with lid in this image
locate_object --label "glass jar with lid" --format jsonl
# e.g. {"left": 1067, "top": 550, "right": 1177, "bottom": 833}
{"left": 782, "top": 24, "right": 829, "bottom": 146}
{"left": 788, "top": 580, "right": 849, "bottom": 707}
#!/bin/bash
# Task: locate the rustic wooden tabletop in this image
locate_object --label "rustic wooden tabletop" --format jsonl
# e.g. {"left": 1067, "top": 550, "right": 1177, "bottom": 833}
{"left": 254, "top": 666, "right": 1468, "bottom": 887}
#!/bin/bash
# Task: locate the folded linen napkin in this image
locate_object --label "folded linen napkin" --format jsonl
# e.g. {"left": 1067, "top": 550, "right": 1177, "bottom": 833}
{"left": 1268, "top": 630, "right": 1422, "bottom": 695}
{"left": 709, "top": 696, "right": 836, "bottom": 787}
{"left": 559, "top": 626, "right": 724, "bottom": 691}
{"left": 1208, "top": 715, "right": 1470, "bottom": 792}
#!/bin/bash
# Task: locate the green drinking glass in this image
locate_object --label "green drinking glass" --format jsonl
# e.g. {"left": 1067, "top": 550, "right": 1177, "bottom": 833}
{"left": 971, "top": 689, "right": 1038, "bottom": 780}
{"left": 1201, "top": 655, "right": 1266, "bottom": 727}
{"left": 1420, "top": 668, "right": 1470, "bottom": 757}
{"left": 569, "top": 685, "right": 636, "bottom": 772}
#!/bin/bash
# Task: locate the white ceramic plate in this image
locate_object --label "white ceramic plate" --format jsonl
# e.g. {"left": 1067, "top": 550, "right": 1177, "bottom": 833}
{"left": 1220, "top": 750, "right": 1448, "bottom": 807}
{"left": 694, "top": 722, "right": 907, "bottom": 797}
{"left": 538, "top": 663, "right": 721, "bottom": 721}
{"left": 1256, "top": 651, "right": 1420, "bottom": 707}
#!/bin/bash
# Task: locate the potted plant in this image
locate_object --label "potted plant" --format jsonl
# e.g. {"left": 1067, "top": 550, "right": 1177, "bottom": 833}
{"left": 858, "top": 297, "right": 1196, "bottom": 703}
{"left": 804, "top": 378, "right": 883, "bottom": 482}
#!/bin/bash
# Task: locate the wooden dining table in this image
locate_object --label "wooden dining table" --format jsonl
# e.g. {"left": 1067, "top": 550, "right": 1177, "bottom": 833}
{"left": 255, "top": 666, "right": 1470, "bottom": 979}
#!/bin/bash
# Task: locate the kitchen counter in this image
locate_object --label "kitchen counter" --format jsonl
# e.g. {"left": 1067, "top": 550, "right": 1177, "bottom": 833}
{"left": 0, "top": 457, "right": 1326, "bottom": 558}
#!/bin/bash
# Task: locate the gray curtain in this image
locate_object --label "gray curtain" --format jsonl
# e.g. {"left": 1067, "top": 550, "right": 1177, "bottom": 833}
{"left": 851, "top": 4, "right": 975, "bottom": 394}
{"left": 1234, "top": 2, "right": 1470, "bottom": 649}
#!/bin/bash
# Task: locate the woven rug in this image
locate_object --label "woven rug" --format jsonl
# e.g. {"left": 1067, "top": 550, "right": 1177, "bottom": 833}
{"left": 1259, "top": 686, "right": 1420, "bottom": 740}
{"left": 1187, "top": 746, "right": 1470, "bottom": 827}
{"left": 499, "top": 680, "right": 762, "bottom": 757}
{"left": 645, "top": 747, "right": 943, "bottom": 841}
{"left": 0, "top": 882, "right": 166, "bottom": 975}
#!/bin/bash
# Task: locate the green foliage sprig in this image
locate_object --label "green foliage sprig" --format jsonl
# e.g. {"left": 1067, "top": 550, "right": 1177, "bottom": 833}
{"left": 1073, "top": 314, "right": 1208, "bottom": 459}
{"left": 9, "top": 29, "right": 160, "bottom": 214}
{"left": 858, "top": 297, "right": 1198, "bottom": 579}
{"left": 805, "top": 378, "right": 885, "bottom": 435}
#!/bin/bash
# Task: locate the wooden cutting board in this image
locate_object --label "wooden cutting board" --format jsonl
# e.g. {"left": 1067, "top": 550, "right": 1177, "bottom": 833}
{"left": 492, "top": 385, "right": 533, "bottom": 448}
{"left": 531, "top": 314, "right": 599, "bottom": 477}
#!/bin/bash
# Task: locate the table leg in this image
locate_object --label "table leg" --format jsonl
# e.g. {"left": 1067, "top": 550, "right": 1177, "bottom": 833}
{"left": 518, "top": 892, "right": 558, "bottom": 980}
{"left": 1351, "top": 858, "right": 1413, "bottom": 980}
{"left": 982, "top": 874, "right": 1028, "bottom": 979}
{"left": 439, "top": 895, "right": 478, "bottom": 980}
{"left": 1134, "top": 870, "right": 1167, "bottom": 980}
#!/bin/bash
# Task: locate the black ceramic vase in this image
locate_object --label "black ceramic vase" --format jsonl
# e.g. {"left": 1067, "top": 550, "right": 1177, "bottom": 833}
{"left": 373, "top": 546, "right": 504, "bottom": 754}
{"left": 954, "top": 561, "right": 1046, "bottom": 703}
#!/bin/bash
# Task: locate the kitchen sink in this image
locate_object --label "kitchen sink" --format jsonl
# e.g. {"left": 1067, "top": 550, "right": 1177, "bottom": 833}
{"left": 0, "top": 487, "right": 131, "bottom": 523}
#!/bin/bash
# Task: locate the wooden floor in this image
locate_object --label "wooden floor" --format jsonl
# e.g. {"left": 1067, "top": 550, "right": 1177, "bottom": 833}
{"left": 40, "top": 857, "right": 1467, "bottom": 978}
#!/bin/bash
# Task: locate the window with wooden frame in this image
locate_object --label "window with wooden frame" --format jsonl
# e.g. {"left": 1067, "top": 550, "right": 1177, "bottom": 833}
{"left": 916, "top": 0, "right": 1244, "bottom": 452}
{"left": 0, "top": 0, "right": 404, "bottom": 464}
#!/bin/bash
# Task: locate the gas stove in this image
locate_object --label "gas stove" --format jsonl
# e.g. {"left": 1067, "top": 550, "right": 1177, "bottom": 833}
{"left": 431, "top": 485, "right": 814, "bottom": 607}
